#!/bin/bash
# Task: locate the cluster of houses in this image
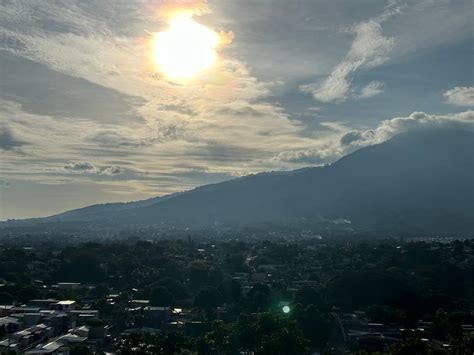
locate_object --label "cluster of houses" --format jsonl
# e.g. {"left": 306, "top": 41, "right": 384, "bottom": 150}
{"left": 0, "top": 294, "right": 213, "bottom": 354}
{"left": 0, "top": 297, "right": 104, "bottom": 354}
{"left": 119, "top": 298, "right": 207, "bottom": 338}
{"left": 337, "top": 311, "right": 473, "bottom": 353}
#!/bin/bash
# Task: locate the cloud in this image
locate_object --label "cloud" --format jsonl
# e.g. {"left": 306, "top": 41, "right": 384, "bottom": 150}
{"left": 99, "top": 166, "right": 123, "bottom": 176}
{"left": 340, "top": 110, "right": 474, "bottom": 148}
{"left": 63, "top": 161, "right": 130, "bottom": 177}
{"left": 0, "top": 180, "right": 11, "bottom": 188}
{"left": 0, "top": 0, "right": 306, "bottom": 193}
{"left": 158, "top": 103, "right": 197, "bottom": 116}
{"left": 149, "top": 0, "right": 211, "bottom": 19}
{"left": 88, "top": 131, "right": 152, "bottom": 148}
{"left": 358, "top": 81, "right": 384, "bottom": 99}
{"left": 148, "top": 0, "right": 234, "bottom": 49}
{"left": 273, "top": 110, "right": 474, "bottom": 165}
{"left": 272, "top": 143, "right": 342, "bottom": 165}
{"left": 319, "top": 121, "right": 347, "bottom": 132}
{"left": 300, "top": 62, "right": 355, "bottom": 103}
{"left": 444, "top": 86, "right": 474, "bottom": 107}
{"left": 0, "top": 126, "right": 26, "bottom": 151}
{"left": 62, "top": 161, "right": 142, "bottom": 181}
{"left": 64, "top": 161, "right": 97, "bottom": 172}
{"left": 340, "top": 130, "right": 375, "bottom": 146}
{"left": 300, "top": 4, "right": 399, "bottom": 102}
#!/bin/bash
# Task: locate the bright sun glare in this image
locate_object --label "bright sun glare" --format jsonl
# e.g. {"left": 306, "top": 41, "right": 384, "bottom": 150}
{"left": 153, "top": 15, "right": 219, "bottom": 80}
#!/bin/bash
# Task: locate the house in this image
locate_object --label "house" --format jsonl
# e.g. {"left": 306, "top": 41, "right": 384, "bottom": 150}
{"left": 0, "top": 316, "right": 21, "bottom": 333}
{"left": 23, "top": 313, "right": 43, "bottom": 327}
{"left": 10, "top": 306, "right": 41, "bottom": 314}
{"left": 129, "top": 299, "right": 150, "bottom": 308}
{"left": 25, "top": 328, "right": 89, "bottom": 355}
{"left": 142, "top": 306, "right": 171, "bottom": 327}
{"left": 9, "top": 324, "right": 51, "bottom": 348}
{"left": 69, "top": 310, "right": 99, "bottom": 326}
{"left": 29, "top": 299, "right": 59, "bottom": 310}
{"left": 0, "top": 338, "right": 21, "bottom": 353}
{"left": 54, "top": 301, "right": 76, "bottom": 312}
{"left": 25, "top": 340, "right": 70, "bottom": 355}
{"left": 0, "top": 305, "right": 13, "bottom": 317}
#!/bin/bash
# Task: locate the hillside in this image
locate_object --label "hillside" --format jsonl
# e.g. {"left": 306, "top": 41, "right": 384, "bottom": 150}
{"left": 3, "top": 128, "right": 474, "bottom": 235}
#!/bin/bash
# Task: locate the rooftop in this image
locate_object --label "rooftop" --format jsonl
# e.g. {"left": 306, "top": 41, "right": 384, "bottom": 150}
{"left": 57, "top": 300, "right": 76, "bottom": 305}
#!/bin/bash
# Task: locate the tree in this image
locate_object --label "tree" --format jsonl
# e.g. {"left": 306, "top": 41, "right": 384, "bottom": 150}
{"left": 260, "top": 327, "right": 308, "bottom": 355}
{"left": 291, "top": 304, "right": 332, "bottom": 350}
{"left": 70, "top": 345, "right": 92, "bottom": 355}
{"left": 18, "top": 285, "right": 41, "bottom": 303}
{"left": 451, "top": 334, "right": 474, "bottom": 355}
{"left": 220, "top": 279, "right": 242, "bottom": 304}
{"left": 150, "top": 286, "right": 175, "bottom": 306}
{"left": 430, "top": 309, "right": 463, "bottom": 341}
{"left": 115, "top": 332, "right": 196, "bottom": 354}
{"left": 389, "top": 337, "right": 430, "bottom": 355}
{"left": 236, "top": 312, "right": 309, "bottom": 355}
{"left": 202, "top": 320, "right": 237, "bottom": 355}
{"left": 225, "top": 253, "right": 248, "bottom": 272}
{"left": 156, "top": 277, "right": 189, "bottom": 300}
{"left": 194, "top": 287, "right": 223, "bottom": 317}
{"left": 366, "top": 304, "right": 405, "bottom": 324}
{"left": 295, "top": 286, "right": 326, "bottom": 309}
{"left": 90, "top": 284, "right": 109, "bottom": 299}
{"left": 189, "top": 262, "right": 210, "bottom": 289}
{"left": 56, "top": 249, "right": 106, "bottom": 283}
{"left": 246, "top": 283, "right": 271, "bottom": 312}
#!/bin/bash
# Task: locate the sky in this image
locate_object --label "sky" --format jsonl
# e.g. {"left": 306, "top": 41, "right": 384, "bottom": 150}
{"left": 0, "top": 0, "right": 473, "bottom": 219}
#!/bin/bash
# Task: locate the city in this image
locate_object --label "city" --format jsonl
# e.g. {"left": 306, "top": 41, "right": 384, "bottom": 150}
{"left": 0, "top": 234, "right": 472, "bottom": 354}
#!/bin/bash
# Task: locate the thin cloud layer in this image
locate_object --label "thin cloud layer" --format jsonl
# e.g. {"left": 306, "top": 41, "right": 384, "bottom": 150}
{"left": 358, "top": 81, "right": 385, "bottom": 99}
{"left": 300, "top": 3, "right": 400, "bottom": 102}
{"left": 0, "top": 126, "right": 26, "bottom": 151}
{"left": 274, "top": 110, "right": 474, "bottom": 166}
{"left": 63, "top": 161, "right": 119, "bottom": 175}
{"left": 340, "top": 111, "right": 474, "bottom": 148}
{"left": 444, "top": 87, "right": 474, "bottom": 107}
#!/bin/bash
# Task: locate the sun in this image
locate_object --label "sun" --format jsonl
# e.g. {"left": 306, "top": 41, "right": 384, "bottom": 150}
{"left": 153, "top": 15, "right": 219, "bottom": 80}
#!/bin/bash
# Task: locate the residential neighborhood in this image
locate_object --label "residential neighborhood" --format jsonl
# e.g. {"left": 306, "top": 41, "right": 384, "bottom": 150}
{"left": 0, "top": 235, "right": 472, "bottom": 354}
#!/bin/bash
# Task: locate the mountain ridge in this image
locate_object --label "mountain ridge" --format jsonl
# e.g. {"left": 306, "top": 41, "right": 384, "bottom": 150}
{"left": 3, "top": 128, "right": 473, "bottom": 236}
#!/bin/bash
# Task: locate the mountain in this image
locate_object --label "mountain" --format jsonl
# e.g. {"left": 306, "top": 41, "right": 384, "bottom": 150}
{"left": 40, "top": 192, "right": 182, "bottom": 222}
{"left": 3, "top": 128, "right": 474, "bottom": 236}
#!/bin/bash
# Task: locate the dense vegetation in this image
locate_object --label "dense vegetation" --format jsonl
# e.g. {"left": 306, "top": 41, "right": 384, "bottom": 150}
{"left": 0, "top": 236, "right": 473, "bottom": 354}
